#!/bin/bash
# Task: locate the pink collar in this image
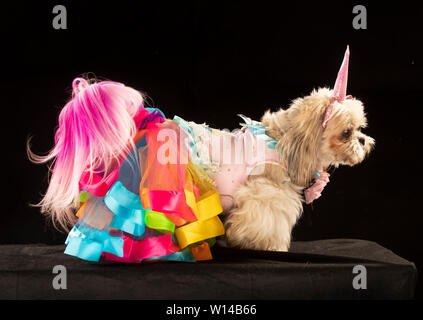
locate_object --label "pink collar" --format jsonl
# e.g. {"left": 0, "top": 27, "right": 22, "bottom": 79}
{"left": 304, "top": 171, "right": 330, "bottom": 204}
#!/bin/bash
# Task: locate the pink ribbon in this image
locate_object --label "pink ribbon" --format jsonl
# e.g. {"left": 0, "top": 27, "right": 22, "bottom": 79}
{"left": 304, "top": 172, "right": 330, "bottom": 204}
{"left": 102, "top": 234, "right": 180, "bottom": 262}
{"left": 148, "top": 190, "right": 198, "bottom": 225}
{"left": 79, "top": 168, "right": 120, "bottom": 197}
{"left": 133, "top": 107, "right": 150, "bottom": 129}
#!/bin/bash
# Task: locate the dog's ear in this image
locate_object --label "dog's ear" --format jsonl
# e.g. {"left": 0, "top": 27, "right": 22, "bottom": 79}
{"left": 261, "top": 109, "right": 289, "bottom": 141}
{"left": 263, "top": 88, "right": 332, "bottom": 187}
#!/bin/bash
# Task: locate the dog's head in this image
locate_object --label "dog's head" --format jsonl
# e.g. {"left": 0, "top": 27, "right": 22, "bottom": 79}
{"left": 261, "top": 87, "right": 375, "bottom": 187}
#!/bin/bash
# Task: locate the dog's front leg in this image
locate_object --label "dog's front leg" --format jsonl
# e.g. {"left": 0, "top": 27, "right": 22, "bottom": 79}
{"left": 224, "top": 176, "right": 303, "bottom": 252}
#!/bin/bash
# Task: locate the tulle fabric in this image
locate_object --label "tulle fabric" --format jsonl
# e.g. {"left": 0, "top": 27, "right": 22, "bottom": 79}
{"left": 65, "top": 106, "right": 224, "bottom": 263}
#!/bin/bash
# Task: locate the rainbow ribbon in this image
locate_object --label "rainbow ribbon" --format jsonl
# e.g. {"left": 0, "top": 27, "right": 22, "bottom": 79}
{"left": 66, "top": 106, "right": 225, "bottom": 263}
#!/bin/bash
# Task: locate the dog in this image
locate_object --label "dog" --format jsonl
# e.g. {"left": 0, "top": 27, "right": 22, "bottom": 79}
{"left": 221, "top": 46, "right": 374, "bottom": 251}
{"left": 188, "top": 46, "right": 375, "bottom": 251}
{"left": 28, "top": 46, "right": 374, "bottom": 263}
{"left": 223, "top": 86, "right": 375, "bottom": 251}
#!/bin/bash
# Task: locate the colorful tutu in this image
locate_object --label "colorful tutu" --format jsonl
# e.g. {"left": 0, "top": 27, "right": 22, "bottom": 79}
{"left": 64, "top": 106, "right": 225, "bottom": 263}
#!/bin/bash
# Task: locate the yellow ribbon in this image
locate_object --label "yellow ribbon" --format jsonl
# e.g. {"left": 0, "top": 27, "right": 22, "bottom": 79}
{"left": 175, "top": 190, "right": 224, "bottom": 249}
{"left": 175, "top": 215, "right": 224, "bottom": 249}
{"left": 184, "top": 190, "right": 222, "bottom": 221}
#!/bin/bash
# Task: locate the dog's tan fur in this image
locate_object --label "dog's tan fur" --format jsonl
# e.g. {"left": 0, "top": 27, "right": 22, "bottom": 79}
{"left": 223, "top": 87, "right": 375, "bottom": 251}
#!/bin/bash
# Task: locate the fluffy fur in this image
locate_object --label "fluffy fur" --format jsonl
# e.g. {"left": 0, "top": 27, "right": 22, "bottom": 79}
{"left": 222, "top": 87, "right": 375, "bottom": 251}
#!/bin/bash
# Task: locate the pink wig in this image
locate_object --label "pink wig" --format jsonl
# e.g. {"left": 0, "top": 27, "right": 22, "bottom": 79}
{"left": 28, "top": 77, "right": 144, "bottom": 230}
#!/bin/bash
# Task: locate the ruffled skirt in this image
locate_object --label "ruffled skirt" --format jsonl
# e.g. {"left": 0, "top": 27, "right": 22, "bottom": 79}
{"left": 65, "top": 108, "right": 224, "bottom": 263}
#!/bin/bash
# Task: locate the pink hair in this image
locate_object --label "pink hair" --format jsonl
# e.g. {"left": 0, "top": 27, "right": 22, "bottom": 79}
{"left": 28, "top": 77, "right": 144, "bottom": 231}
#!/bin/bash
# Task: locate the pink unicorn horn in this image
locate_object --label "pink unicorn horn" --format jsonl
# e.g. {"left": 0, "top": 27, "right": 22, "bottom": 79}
{"left": 322, "top": 45, "right": 350, "bottom": 128}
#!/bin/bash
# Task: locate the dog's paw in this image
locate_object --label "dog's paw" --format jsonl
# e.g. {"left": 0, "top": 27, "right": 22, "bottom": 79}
{"left": 267, "top": 245, "right": 289, "bottom": 252}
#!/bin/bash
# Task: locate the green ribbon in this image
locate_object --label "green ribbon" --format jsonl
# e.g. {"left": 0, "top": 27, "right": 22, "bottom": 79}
{"left": 145, "top": 210, "right": 175, "bottom": 233}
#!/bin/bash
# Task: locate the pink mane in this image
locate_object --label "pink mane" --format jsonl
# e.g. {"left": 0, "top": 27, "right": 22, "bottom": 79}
{"left": 28, "top": 77, "right": 144, "bottom": 230}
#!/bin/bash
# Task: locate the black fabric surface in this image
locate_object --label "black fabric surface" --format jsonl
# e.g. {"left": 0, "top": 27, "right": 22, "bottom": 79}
{"left": 0, "top": 239, "right": 416, "bottom": 300}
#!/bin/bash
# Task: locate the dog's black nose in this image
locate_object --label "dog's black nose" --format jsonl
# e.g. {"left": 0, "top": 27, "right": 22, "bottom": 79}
{"left": 359, "top": 137, "right": 365, "bottom": 145}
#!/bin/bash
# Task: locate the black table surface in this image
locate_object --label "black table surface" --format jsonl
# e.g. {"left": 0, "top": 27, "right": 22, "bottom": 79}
{"left": 0, "top": 239, "right": 416, "bottom": 299}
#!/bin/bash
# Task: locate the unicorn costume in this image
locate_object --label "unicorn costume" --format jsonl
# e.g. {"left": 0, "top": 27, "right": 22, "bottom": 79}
{"left": 65, "top": 106, "right": 280, "bottom": 263}
{"left": 61, "top": 46, "right": 351, "bottom": 263}
{"left": 66, "top": 108, "right": 225, "bottom": 263}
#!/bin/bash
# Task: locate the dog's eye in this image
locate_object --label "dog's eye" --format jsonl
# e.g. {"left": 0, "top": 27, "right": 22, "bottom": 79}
{"left": 342, "top": 129, "right": 352, "bottom": 139}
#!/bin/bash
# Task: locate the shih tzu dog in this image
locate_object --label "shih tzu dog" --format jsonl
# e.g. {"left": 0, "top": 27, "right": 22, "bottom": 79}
{"left": 205, "top": 46, "right": 375, "bottom": 251}
{"left": 29, "top": 46, "right": 374, "bottom": 264}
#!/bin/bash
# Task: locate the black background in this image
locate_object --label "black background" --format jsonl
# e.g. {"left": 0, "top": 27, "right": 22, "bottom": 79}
{"left": 1, "top": 1, "right": 422, "bottom": 298}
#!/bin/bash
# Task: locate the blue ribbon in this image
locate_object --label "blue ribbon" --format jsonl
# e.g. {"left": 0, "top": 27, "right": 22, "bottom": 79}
{"left": 104, "top": 181, "right": 146, "bottom": 236}
{"left": 144, "top": 247, "right": 195, "bottom": 262}
{"left": 172, "top": 115, "right": 207, "bottom": 166}
{"left": 64, "top": 225, "right": 124, "bottom": 262}
{"left": 238, "top": 114, "right": 278, "bottom": 150}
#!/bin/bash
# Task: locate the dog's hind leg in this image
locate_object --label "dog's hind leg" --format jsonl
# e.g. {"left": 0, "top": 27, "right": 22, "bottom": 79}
{"left": 224, "top": 176, "right": 303, "bottom": 252}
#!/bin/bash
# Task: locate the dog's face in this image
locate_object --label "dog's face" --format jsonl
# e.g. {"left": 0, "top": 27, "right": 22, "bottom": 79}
{"left": 319, "top": 91, "right": 375, "bottom": 169}
{"left": 262, "top": 88, "right": 375, "bottom": 187}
